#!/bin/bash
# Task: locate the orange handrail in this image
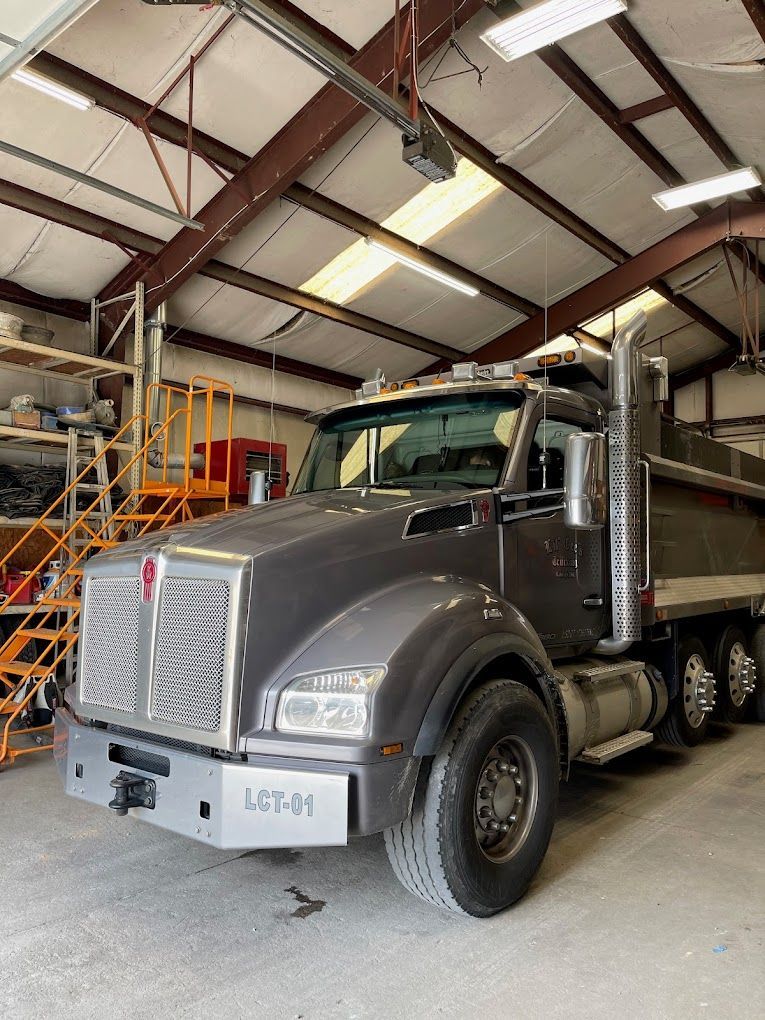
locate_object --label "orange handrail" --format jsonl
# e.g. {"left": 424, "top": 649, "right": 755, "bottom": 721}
{"left": 0, "top": 377, "right": 234, "bottom": 765}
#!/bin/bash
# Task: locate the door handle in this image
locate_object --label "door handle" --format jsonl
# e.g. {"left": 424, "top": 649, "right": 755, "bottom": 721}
{"left": 583, "top": 597, "right": 604, "bottom": 608}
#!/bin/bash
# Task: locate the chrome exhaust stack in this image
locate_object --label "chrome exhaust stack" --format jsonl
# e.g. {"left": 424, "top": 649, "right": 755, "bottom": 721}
{"left": 595, "top": 311, "right": 647, "bottom": 656}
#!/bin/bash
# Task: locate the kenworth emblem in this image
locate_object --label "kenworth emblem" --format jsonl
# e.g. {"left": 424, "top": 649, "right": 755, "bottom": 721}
{"left": 141, "top": 556, "right": 157, "bottom": 603}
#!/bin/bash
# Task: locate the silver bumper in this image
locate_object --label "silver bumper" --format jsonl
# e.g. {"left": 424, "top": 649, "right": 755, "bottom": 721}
{"left": 55, "top": 708, "right": 349, "bottom": 850}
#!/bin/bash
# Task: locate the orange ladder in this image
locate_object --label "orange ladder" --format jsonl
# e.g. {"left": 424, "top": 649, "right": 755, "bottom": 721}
{"left": 0, "top": 377, "right": 233, "bottom": 767}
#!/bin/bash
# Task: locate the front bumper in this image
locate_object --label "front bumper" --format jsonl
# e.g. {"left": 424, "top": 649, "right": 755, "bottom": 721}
{"left": 55, "top": 708, "right": 418, "bottom": 848}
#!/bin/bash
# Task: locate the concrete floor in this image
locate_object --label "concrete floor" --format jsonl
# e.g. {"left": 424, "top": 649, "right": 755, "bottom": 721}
{"left": 1, "top": 723, "right": 763, "bottom": 1020}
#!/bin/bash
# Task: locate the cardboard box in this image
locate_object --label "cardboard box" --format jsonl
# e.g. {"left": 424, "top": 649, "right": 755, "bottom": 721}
{"left": 12, "top": 410, "right": 42, "bottom": 430}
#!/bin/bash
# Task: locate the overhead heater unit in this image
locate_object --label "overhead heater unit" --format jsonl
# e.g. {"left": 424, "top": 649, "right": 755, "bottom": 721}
{"left": 402, "top": 121, "right": 457, "bottom": 184}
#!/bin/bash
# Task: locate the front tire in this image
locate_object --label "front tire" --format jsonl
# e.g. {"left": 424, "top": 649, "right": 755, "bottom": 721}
{"left": 384, "top": 680, "right": 558, "bottom": 916}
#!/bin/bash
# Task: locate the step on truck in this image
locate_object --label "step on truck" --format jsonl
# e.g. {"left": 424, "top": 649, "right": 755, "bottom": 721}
{"left": 55, "top": 312, "right": 765, "bottom": 916}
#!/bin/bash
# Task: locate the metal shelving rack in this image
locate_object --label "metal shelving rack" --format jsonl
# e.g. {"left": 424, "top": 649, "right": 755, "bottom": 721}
{"left": 0, "top": 282, "right": 144, "bottom": 461}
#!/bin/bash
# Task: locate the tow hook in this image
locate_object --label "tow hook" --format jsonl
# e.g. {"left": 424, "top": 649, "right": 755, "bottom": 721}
{"left": 108, "top": 771, "right": 156, "bottom": 815}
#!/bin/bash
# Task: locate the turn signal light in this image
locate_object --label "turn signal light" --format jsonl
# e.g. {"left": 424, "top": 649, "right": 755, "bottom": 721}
{"left": 381, "top": 742, "right": 404, "bottom": 756}
{"left": 402, "top": 380, "right": 418, "bottom": 390}
{"left": 564, "top": 350, "right": 576, "bottom": 363}
{"left": 537, "top": 353, "right": 561, "bottom": 367}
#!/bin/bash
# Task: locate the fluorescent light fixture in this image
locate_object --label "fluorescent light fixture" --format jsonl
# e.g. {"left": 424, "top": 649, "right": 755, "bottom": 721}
{"left": 364, "top": 238, "right": 479, "bottom": 297}
{"left": 653, "top": 167, "right": 762, "bottom": 211}
{"left": 11, "top": 67, "right": 94, "bottom": 111}
{"left": 301, "top": 159, "right": 502, "bottom": 305}
{"left": 481, "top": 0, "right": 628, "bottom": 63}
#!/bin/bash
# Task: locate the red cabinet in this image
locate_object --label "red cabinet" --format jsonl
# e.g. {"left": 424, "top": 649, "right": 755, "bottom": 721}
{"left": 194, "top": 438, "right": 288, "bottom": 498}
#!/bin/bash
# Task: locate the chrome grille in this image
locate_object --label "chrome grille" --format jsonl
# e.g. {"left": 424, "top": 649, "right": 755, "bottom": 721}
{"left": 151, "top": 577, "right": 230, "bottom": 732}
{"left": 80, "top": 577, "right": 141, "bottom": 713}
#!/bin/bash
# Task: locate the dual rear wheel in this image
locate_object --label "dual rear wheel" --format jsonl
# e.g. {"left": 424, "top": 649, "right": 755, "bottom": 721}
{"left": 657, "top": 625, "right": 762, "bottom": 746}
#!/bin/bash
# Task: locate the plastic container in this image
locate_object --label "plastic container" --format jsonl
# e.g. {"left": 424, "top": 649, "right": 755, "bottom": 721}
{"left": 2, "top": 571, "right": 41, "bottom": 604}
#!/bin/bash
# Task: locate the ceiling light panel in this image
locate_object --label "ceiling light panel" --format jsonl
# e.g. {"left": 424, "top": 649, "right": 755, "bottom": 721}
{"left": 11, "top": 67, "right": 94, "bottom": 110}
{"left": 301, "top": 159, "right": 502, "bottom": 305}
{"left": 481, "top": 0, "right": 628, "bottom": 63}
{"left": 364, "top": 239, "right": 479, "bottom": 297}
{"left": 652, "top": 167, "right": 762, "bottom": 211}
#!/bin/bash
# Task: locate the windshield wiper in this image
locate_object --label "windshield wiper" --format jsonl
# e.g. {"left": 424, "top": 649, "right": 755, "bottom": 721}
{"left": 372, "top": 479, "right": 474, "bottom": 490}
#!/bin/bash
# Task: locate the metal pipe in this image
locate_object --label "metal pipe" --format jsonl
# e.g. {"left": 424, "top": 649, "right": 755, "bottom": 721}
{"left": 229, "top": 0, "right": 420, "bottom": 137}
{"left": 147, "top": 449, "right": 204, "bottom": 470}
{"left": 0, "top": 0, "right": 100, "bottom": 82}
{"left": 594, "top": 310, "right": 647, "bottom": 656}
{"left": 141, "top": 0, "right": 420, "bottom": 136}
{"left": 0, "top": 139, "right": 204, "bottom": 231}
{"left": 145, "top": 304, "right": 166, "bottom": 427}
{"left": 248, "top": 471, "right": 267, "bottom": 504}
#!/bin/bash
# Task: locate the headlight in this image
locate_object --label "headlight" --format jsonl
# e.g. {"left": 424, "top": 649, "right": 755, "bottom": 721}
{"left": 275, "top": 667, "right": 386, "bottom": 737}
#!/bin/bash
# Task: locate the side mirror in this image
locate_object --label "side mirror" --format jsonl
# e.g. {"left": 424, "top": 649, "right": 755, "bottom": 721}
{"left": 564, "top": 432, "right": 606, "bottom": 530}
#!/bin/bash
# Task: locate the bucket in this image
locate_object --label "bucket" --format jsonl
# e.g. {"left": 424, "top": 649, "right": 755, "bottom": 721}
{"left": 21, "top": 324, "right": 55, "bottom": 345}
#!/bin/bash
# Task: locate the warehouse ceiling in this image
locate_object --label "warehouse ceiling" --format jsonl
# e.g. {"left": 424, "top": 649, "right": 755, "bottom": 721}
{"left": 0, "top": 0, "right": 763, "bottom": 393}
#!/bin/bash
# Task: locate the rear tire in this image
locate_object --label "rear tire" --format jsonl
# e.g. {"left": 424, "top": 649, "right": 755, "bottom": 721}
{"left": 384, "top": 680, "right": 558, "bottom": 916}
{"left": 750, "top": 624, "right": 765, "bottom": 723}
{"left": 714, "top": 626, "right": 753, "bottom": 724}
{"left": 655, "top": 636, "right": 713, "bottom": 747}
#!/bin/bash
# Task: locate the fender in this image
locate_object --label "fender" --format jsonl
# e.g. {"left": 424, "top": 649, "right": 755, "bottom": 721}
{"left": 257, "top": 575, "right": 554, "bottom": 756}
{"left": 412, "top": 630, "right": 557, "bottom": 756}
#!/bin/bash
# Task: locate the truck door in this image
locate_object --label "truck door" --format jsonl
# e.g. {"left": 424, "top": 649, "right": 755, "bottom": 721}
{"left": 500, "top": 411, "right": 608, "bottom": 647}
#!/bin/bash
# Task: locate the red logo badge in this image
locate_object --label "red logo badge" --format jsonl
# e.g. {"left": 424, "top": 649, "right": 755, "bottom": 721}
{"left": 141, "top": 557, "right": 157, "bottom": 603}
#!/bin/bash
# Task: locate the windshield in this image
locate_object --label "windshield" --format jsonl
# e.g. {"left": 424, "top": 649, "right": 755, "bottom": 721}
{"left": 294, "top": 391, "right": 524, "bottom": 494}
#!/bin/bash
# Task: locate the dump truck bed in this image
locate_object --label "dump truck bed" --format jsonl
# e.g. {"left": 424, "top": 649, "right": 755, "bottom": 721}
{"left": 642, "top": 421, "right": 765, "bottom": 622}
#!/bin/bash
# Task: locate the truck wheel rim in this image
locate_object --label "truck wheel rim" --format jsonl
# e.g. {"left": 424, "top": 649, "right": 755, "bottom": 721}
{"left": 473, "top": 736, "right": 538, "bottom": 863}
{"left": 727, "top": 642, "right": 753, "bottom": 707}
{"left": 683, "top": 653, "right": 714, "bottom": 728}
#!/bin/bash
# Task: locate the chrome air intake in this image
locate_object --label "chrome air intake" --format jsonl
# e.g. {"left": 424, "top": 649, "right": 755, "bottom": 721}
{"left": 596, "top": 311, "right": 647, "bottom": 654}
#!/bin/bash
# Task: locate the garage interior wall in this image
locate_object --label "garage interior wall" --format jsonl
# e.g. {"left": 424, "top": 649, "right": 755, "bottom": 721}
{"left": 674, "top": 371, "right": 765, "bottom": 459}
{"left": 0, "top": 297, "right": 351, "bottom": 485}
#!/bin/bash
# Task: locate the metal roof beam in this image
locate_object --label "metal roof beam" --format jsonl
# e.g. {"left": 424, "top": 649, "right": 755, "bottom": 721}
{"left": 286, "top": 182, "right": 540, "bottom": 315}
{"left": 0, "top": 278, "right": 89, "bottom": 320}
{"left": 490, "top": 3, "right": 683, "bottom": 188}
{"left": 97, "top": 0, "right": 485, "bottom": 318}
{"left": 28, "top": 55, "right": 536, "bottom": 317}
{"left": 471, "top": 202, "right": 765, "bottom": 365}
{"left": 0, "top": 178, "right": 460, "bottom": 362}
{"left": 607, "top": 13, "right": 765, "bottom": 202}
{"left": 0, "top": 272, "right": 360, "bottom": 390}
{"left": 741, "top": 1, "right": 765, "bottom": 46}
{"left": 618, "top": 95, "right": 674, "bottom": 124}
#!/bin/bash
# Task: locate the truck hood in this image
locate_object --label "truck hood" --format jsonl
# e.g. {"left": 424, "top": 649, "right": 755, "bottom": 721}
{"left": 108, "top": 486, "right": 482, "bottom": 560}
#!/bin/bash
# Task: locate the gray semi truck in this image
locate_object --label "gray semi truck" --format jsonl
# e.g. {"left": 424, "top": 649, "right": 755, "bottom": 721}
{"left": 55, "top": 312, "right": 765, "bottom": 916}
